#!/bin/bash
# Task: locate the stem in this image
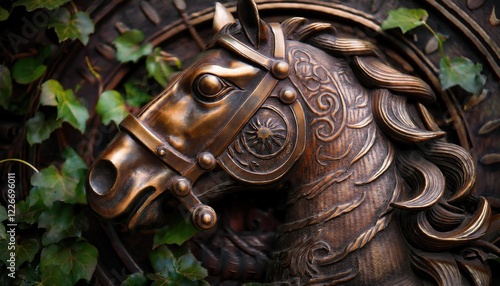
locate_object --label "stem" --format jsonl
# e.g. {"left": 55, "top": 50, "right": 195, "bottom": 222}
{"left": 423, "top": 22, "right": 444, "bottom": 57}
{"left": 0, "top": 158, "right": 39, "bottom": 173}
{"left": 69, "top": 0, "right": 79, "bottom": 13}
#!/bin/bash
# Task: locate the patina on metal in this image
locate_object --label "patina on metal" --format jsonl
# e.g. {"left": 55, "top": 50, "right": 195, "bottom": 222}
{"left": 86, "top": 0, "right": 498, "bottom": 284}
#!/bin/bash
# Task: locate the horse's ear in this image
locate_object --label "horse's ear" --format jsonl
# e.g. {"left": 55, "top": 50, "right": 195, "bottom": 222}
{"left": 237, "top": 0, "right": 264, "bottom": 47}
{"left": 213, "top": 3, "right": 235, "bottom": 33}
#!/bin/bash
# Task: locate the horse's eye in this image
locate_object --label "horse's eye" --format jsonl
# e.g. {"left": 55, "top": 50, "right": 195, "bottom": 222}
{"left": 195, "top": 74, "right": 230, "bottom": 100}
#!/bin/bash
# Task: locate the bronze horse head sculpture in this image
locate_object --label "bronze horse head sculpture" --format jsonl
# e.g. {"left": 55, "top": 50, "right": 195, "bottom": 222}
{"left": 87, "top": 0, "right": 497, "bottom": 284}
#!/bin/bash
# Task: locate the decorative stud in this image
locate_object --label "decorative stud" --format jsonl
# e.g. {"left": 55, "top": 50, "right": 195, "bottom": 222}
{"left": 279, "top": 88, "right": 297, "bottom": 104}
{"left": 156, "top": 146, "right": 167, "bottom": 156}
{"left": 191, "top": 204, "right": 217, "bottom": 230}
{"left": 197, "top": 152, "right": 216, "bottom": 170}
{"left": 172, "top": 177, "right": 191, "bottom": 196}
{"left": 271, "top": 60, "right": 289, "bottom": 79}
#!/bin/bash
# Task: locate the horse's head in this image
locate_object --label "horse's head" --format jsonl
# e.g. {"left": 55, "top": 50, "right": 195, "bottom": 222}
{"left": 86, "top": 0, "right": 306, "bottom": 229}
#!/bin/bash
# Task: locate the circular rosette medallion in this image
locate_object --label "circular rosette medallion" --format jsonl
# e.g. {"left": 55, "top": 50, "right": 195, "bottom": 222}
{"left": 241, "top": 106, "right": 290, "bottom": 159}
{"left": 219, "top": 98, "right": 306, "bottom": 184}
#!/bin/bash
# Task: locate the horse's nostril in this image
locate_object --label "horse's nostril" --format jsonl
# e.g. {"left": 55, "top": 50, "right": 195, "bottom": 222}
{"left": 89, "top": 160, "right": 117, "bottom": 196}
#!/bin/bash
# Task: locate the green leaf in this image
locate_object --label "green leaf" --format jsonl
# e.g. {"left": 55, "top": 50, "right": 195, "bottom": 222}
{"left": 61, "top": 148, "right": 87, "bottom": 205}
{"left": 30, "top": 149, "right": 87, "bottom": 207}
{"left": 0, "top": 7, "right": 9, "bottom": 21}
{"left": 124, "top": 82, "right": 152, "bottom": 107}
{"left": 96, "top": 90, "right": 129, "bottom": 126}
{"left": 153, "top": 218, "right": 197, "bottom": 248}
{"left": 121, "top": 273, "right": 148, "bottom": 286}
{"left": 176, "top": 253, "right": 208, "bottom": 281}
{"left": 31, "top": 165, "right": 76, "bottom": 207}
{"left": 0, "top": 224, "right": 5, "bottom": 241}
{"left": 439, "top": 56, "right": 486, "bottom": 95}
{"left": 38, "top": 203, "right": 88, "bottom": 245}
{"left": 17, "top": 187, "right": 47, "bottom": 224}
{"left": 40, "top": 79, "right": 63, "bottom": 106}
{"left": 12, "top": 0, "right": 69, "bottom": 11}
{"left": 39, "top": 266, "right": 72, "bottom": 286}
{"left": 56, "top": 88, "right": 89, "bottom": 132}
{"left": 114, "top": 30, "right": 153, "bottom": 63}
{"left": 146, "top": 48, "right": 179, "bottom": 87}
{"left": 41, "top": 240, "right": 98, "bottom": 284}
{"left": 0, "top": 65, "right": 12, "bottom": 109}
{"left": 26, "top": 112, "right": 62, "bottom": 145}
{"left": 0, "top": 205, "right": 6, "bottom": 222}
{"left": 49, "top": 9, "right": 94, "bottom": 45}
{"left": 40, "top": 79, "right": 89, "bottom": 132}
{"left": 381, "top": 8, "right": 428, "bottom": 34}
{"left": 150, "top": 245, "right": 176, "bottom": 274}
{"left": 16, "top": 238, "right": 40, "bottom": 266}
{"left": 0, "top": 238, "right": 39, "bottom": 268}
{"left": 12, "top": 57, "right": 46, "bottom": 85}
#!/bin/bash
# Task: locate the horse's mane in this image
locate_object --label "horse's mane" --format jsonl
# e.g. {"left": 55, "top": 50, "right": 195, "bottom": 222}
{"left": 209, "top": 17, "right": 497, "bottom": 284}
{"left": 279, "top": 17, "right": 496, "bottom": 284}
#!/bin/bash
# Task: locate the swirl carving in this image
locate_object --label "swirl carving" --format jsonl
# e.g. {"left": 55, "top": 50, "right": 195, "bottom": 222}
{"left": 288, "top": 48, "right": 347, "bottom": 142}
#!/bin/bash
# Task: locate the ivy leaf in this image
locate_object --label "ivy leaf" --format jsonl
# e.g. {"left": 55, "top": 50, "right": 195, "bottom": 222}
{"left": 17, "top": 187, "right": 47, "bottom": 224}
{"left": 0, "top": 205, "right": 6, "bottom": 222}
{"left": 60, "top": 148, "right": 87, "bottom": 205}
{"left": 96, "top": 90, "right": 129, "bottom": 126}
{"left": 39, "top": 266, "right": 72, "bottom": 286}
{"left": 124, "top": 82, "right": 152, "bottom": 107}
{"left": 150, "top": 245, "right": 176, "bottom": 274}
{"left": 31, "top": 149, "right": 87, "bottom": 207}
{"left": 153, "top": 218, "right": 197, "bottom": 248}
{"left": 38, "top": 203, "right": 88, "bottom": 245}
{"left": 31, "top": 165, "right": 76, "bottom": 207}
{"left": 0, "top": 238, "right": 39, "bottom": 267}
{"left": 26, "top": 112, "right": 62, "bottom": 145}
{"left": 114, "top": 30, "right": 153, "bottom": 63}
{"left": 56, "top": 88, "right": 89, "bottom": 132}
{"left": 12, "top": 57, "right": 46, "bottom": 84}
{"left": 41, "top": 240, "right": 98, "bottom": 284}
{"left": 49, "top": 8, "right": 94, "bottom": 45}
{"left": 439, "top": 56, "right": 486, "bottom": 95}
{"left": 121, "top": 273, "right": 148, "bottom": 286}
{"left": 381, "top": 8, "right": 428, "bottom": 34}
{"left": 0, "top": 206, "right": 6, "bottom": 239}
{"left": 17, "top": 238, "right": 40, "bottom": 266}
{"left": 0, "top": 65, "right": 12, "bottom": 109}
{"left": 40, "top": 79, "right": 63, "bottom": 106}
{"left": 146, "top": 47, "right": 179, "bottom": 87}
{"left": 12, "top": 0, "right": 69, "bottom": 11}
{"left": 0, "top": 7, "right": 9, "bottom": 21}
{"left": 176, "top": 253, "right": 208, "bottom": 281}
{"left": 40, "top": 79, "right": 89, "bottom": 132}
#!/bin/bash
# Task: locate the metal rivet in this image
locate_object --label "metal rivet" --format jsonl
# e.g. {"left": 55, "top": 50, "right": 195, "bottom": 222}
{"left": 271, "top": 60, "right": 289, "bottom": 79}
{"left": 279, "top": 88, "right": 297, "bottom": 104}
{"left": 197, "top": 152, "right": 216, "bottom": 170}
{"left": 191, "top": 205, "right": 217, "bottom": 230}
{"left": 172, "top": 177, "right": 191, "bottom": 196}
{"left": 156, "top": 146, "right": 167, "bottom": 156}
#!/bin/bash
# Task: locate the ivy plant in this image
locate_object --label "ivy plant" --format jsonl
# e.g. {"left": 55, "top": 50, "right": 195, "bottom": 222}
{"left": 381, "top": 8, "right": 486, "bottom": 95}
{"left": 0, "top": 1, "right": 200, "bottom": 285}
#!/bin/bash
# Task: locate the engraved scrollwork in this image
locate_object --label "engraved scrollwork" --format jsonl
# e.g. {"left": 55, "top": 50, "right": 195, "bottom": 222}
{"left": 289, "top": 48, "right": 347, "bottom": 143}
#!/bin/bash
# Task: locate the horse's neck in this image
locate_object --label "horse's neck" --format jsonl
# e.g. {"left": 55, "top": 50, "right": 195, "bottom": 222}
{"left": 272, "top": 126, "right": 420, "bottom": 285}
{"left": 269, "top": 44, "right": 421, "bottom": 284}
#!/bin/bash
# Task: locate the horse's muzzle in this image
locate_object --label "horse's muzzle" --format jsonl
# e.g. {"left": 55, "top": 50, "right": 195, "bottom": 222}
{"left": 86, "top": 132, "right": 174, "bottom": 229}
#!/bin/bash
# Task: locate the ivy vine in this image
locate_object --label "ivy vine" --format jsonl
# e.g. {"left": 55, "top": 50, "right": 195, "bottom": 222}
{"left": 0, "top": 1, "right": 204, "bottom": 285}
{"left": 381, "top": 8, "right": 486, "bottom": 95}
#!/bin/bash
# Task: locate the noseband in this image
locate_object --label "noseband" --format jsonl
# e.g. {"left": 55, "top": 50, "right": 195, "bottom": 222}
{"left": 119, "top": 24, "right": 295, "bottom": 230}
